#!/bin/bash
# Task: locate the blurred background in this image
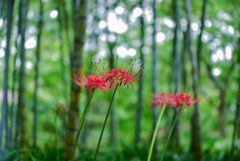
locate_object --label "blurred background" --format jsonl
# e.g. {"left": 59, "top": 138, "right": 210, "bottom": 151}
{"left": 0, "top": 0, "right": 240, "bottom": 160}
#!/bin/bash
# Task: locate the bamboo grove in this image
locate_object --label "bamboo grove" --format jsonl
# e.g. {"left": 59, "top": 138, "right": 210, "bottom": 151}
{"left": 0, "top": 0, "right": 240, "bottom": 160}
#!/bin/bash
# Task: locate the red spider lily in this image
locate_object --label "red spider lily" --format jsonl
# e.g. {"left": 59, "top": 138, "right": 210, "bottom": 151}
{"left": 92, "top": 58, "right": 145, "bottom": 90}
{"left": 152, "top": 92, "right": 177, "bottom": 109}
{"left": 152, "top": 92, "right": 199, "bottom": 108}
{"left": 174, "top": 93, "right": 199, "bottom": 108}
{"left": 72, "top": 72, "right": 114, "bottom": 93}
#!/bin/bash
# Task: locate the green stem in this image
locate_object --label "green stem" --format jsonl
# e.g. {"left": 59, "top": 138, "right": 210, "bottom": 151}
{"left": 94, "top": 83, "right": 119, "bottom": 161}
{"left": 28, "top": 149, "right": 36, "bottom": 161}
{"left": 72, "top": 91, "right": 95, "bottom": 161}
{"left": 147, "top": 105, "right": 166, "bottom": 161}
{"left": 56, "top": 114, "right": 59, "bottom": 161}
{"left": 160, "top": 108, "right": 182, "bottom": 161}
{"left": 43, "top": 115, "right": 57, "bottom": 161}
{"left": 43, "top": 133, "right": 52, "bottom": 161}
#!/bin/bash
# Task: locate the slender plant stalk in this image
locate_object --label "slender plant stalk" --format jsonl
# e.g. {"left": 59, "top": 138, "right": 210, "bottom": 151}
{"left": 147, "top": 105, "right": 166, "bottom": 161}
{"left": 160, "top": 108, "right": 182, "bottom": 161}
{"left": 28, "top": 149, "right": 36, "bottom": 161}
{"left": 72, "top": 91, "right": 95, "bottom": 161}
{"left": 43, "top": 135, "right": 53, "bottom": 161}
{"left": 56, "top": 114, "right": 59, "bottom": 161}
{"left": 43, "top": 114, "right": 57, "bottom": 161}
{"left": 94, "top": 84, "right": 119, "bottom": 161}
{"left": 43, "top": 135, "right": 52, "bottom": 161}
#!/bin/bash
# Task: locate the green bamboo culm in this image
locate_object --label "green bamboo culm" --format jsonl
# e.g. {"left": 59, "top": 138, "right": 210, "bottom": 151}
{"left": 147, "top": 105, "right": 166, "bottom": 161}
{"left": 160, "top": 107, "right": 182, "bottom": 161}
{"left": 72, "top": 91, "right": 95, "bottom": 161}
{"left": 94, "top": 83, "right": 119, "bottom": 161}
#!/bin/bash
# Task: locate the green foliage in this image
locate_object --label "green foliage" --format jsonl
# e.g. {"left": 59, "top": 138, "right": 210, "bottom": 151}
{"left": 0, "top": 0, "right": 240, "bottom": 160}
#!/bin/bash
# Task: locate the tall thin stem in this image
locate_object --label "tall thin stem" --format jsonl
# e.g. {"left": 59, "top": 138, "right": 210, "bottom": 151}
{"left": 160, "top": 108, "right": 182, "bottom": 161}
{"left": 44, "top": 114, "right": 57, "bottom": 161}
{"left": 72, "top": 91, "right": 95, "bottom": 161}
{"left": 147, "top": 105, "right": 166, "bottom": 161}
{"left": 56, "top": 114, "right": 59, "bottom": 161}
{"left": 94, "top": 84, "right": 119, "bottom": 161}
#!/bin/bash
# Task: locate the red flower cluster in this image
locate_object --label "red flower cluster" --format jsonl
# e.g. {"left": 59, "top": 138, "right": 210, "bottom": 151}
{"left": 104, "top": 66, "right": 142, "bottom": 90}
{"left": 72, "top": 58, "right": 145, "bottom": 93}
{"left": 95, "top": 58, "right": 144, "bottom": 89}
{"left": 152, "top": 92, "right": 176, "bottom": 108}
{"left": 175, "top": 93, "right": 199, "bottom": 107}
{"left": 72, "top": 72, "right": 114, "bottom": 93}
{"left": 152, "top": 92, "right": 199, "bottom": 108}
